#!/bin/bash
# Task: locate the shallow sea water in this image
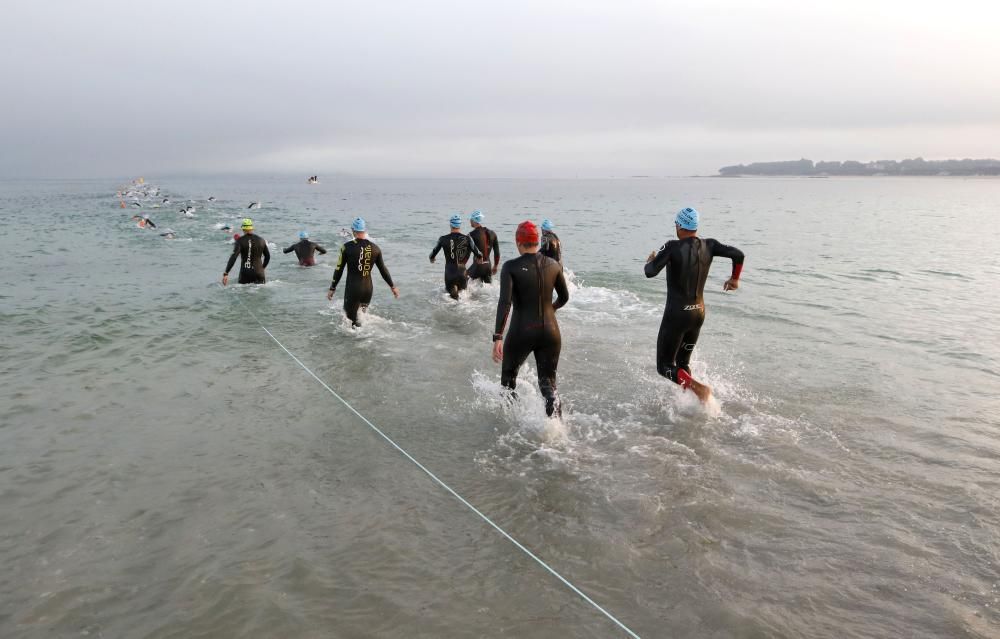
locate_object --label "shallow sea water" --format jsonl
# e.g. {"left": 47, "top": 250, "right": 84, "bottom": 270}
{"left": 1, "top": 176, "right": 998, "bottom": 638}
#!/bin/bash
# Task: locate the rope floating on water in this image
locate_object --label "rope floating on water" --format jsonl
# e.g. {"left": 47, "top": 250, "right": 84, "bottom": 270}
{"left": 228, "top": 291, "right": 643, "bottom": 639}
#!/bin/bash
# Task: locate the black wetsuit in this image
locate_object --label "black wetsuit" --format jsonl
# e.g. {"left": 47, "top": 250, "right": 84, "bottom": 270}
{"left": 283, "top": 239, "right": 327, "bottom": 266}
{"left": 225, "top": 233, "right": 270, "bottom": 284}
{"left": 430, "top": 232, "right": 481, "bottom": 299}
{"left": 540, "top": 230, "right": 561, "bottom": 265}
{"left": 330, "top": 239, "right": 395, "bottom": 327}
{"left": 468, "top": 226, "right": 500, "bottom": 283}
{"left": 644, "top": 236, "right": 744, "bottom": 383}
{"left": 494, "top": 253, "right": 569, "bottom": 417}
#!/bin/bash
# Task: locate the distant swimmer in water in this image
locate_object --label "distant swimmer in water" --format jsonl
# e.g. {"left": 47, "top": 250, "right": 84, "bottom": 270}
{"left": 247, "top": 201, "right": 261, "bottom": 210}
{"left": 160, "top": 229, "right": 177, "bottom": 239}
{"left": 326, "top": 217, "right": 399, "bottom": 328}
{"left": 644, "top": 207, "right": 744, "bottom": 403}
{"left": 337, "top": 227, "right": 352, "bottom": 239}
{"left": 207, "top": 196, "right": 216, "bottom": 202}
{"left": 130, "top": 201, "right": 142, "bottom": 208}
{"left": 283, "top": 230, "right": 327, "bottom": 266}
{"left": 132, "top": 213, "right": 156, "bottom": 229}
{"left": 223, "top": 218, "right": 270, "bottom": 285}
{"left": 493, "top": 221, "right": 569, "bottom": 418}
{"left": 162, "top": 197, "right": 170, "bottom": 204}
{"left": 220, "top": 224, "right": 233, "bottom": 232}
{"left": 430, "top": 214, "right": 481, "bottom": 299}
{"left": 539, "top": 218, "right": 562, "bottom": 266}
{"left": 467, "top": 210, "right": 500, "bottom": 284}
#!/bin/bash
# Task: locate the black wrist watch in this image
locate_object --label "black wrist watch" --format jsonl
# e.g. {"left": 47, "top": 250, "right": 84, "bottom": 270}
{"left": 492, "top": 333, "right": 502, "bottom": 342}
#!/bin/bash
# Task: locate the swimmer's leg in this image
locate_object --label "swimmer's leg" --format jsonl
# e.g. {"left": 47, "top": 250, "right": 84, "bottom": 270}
{"left": 534, "top": 337, "right": 562, "bottom": 418}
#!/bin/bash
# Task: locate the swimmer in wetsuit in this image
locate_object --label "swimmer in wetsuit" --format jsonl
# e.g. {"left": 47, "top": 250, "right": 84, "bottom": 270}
{"left": 492, "top": 221, "right": 569, "bottom": 418}
{"left": 467, "top": 210, "right": 500, "bottom": 284}
{"left": 539, "top": 218, "right": 562, "bottom": 266}
{"left": 644, "top": 206, "right": 744, "bottom": 401}
{"left": 430, "top": 214, "right": 481, "bottom": 299}
{"left": 326, "top": 217, "right": 399, "bottom": 327}
{"left": 223, "top": 218, "right": 270, "bottom": 285}
{"left": 283, "top": 230, "right": 327, "bottom": 266}
{"left": 131, "top": 213, "right": 156, "bottom": 229}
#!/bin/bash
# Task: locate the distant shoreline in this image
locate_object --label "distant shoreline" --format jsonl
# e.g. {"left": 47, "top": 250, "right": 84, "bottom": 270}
{"left": 717, "top": 158, "right": 1000, "bottom": 177}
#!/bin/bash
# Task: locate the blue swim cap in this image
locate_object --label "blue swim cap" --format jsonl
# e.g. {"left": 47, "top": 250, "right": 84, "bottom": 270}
{"left": 470, "top": 210, "right": 484, "bottom": 224}
{"left": 299, "top": 230, "right": 309, "bottom": 239}
{"left": 351, "top": 217, "right": 366, "bottom": 232}
{"left": 449, "top": 214, "right": 462, "bottom": 228}
{"left": 675, "top": 207, "right": 699, "bottom": 231}
{"left": 541, "top": 218, "right": 554, "bottom": 231}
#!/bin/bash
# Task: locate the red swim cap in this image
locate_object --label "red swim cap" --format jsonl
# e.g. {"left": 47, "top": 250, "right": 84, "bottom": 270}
{"left": 515, "top": 221, "right": 539, "bottom": 244}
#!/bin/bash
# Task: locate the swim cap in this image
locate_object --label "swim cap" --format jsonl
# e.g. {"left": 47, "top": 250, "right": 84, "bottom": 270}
{"left": 675, "top": 207, "right": 699, "bottom": 231}
{"left": 351, "top": 217, "right": 366, "bottom": 232}
{"left": 299, "top": 230, "right": 309, "bottom": 239}
{"left": 515, "top": 221, "right": 540, "bottom": 245}
{"left": 541, "top": 218, "right": 554, "bottom": 232}
{"left": 241, "top": 218, "right": 254, "bottom": 230}
{"left": 449, "top": 214, "right": 462, "bottom": 228}
{"left": 470, "top": 210, "right": 484, "bottom": 224}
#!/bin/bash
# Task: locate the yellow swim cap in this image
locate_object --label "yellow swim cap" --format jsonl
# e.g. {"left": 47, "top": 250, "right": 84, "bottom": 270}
{"left": 241, "top": 218, "right": 254, "bottom": 229}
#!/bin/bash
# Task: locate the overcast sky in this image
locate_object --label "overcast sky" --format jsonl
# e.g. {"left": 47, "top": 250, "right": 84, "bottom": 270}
{"left": 1, "top": 0, "right": 998, "bottom": 178}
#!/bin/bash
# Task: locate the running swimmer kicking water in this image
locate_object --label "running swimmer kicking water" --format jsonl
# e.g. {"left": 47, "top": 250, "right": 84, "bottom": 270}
{"left": 492, "top": 221, "right": 569, "bottom": 418}
{"left": 430, "top": 214, "right": 481, "bottom": 299}
{"left": 283, "top": 230, "right": 327, "bottom": 266}
{"left": 467, "top": 210, "right": 500, "bottom": 284}
{"left": 644, "top": 207, "right": 744, "bottom": 403}
{"left": 223, "top": 218, "right": 270, "bottom": 285}
{"left": 539, "top": 218, "right": 562, "bottom": 266}
{"left": 326, "top": 217, "right": 399, "bottom": 327}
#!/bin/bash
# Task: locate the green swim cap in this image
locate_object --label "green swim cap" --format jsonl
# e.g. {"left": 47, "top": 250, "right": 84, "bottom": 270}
{"left": 241, "top": 218, "right": 254, "bottom": 229}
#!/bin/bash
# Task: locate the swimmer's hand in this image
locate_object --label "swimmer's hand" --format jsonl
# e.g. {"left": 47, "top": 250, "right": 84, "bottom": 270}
{"left": 429, "top": 258, "right": 435, "bottom": 264}
{"left": 222, "top": 273, "right": 228, "bottom": 286}
{"left": 391, "top": 286, "right": 400, "bottom": 299}
{"left": 492, "top": 340, "right": 503, "bottom": 363}
{"left": 724, "top": 278, "right": 739, "bottom": 291}
{"left": 326, "top": 289, "right": 335, "bottom": 301}
{"left": 492, "top": 265, "right": 498, "bottom": 275}
{"left": 646, "top": 251, "right": 657, "bottom": 263}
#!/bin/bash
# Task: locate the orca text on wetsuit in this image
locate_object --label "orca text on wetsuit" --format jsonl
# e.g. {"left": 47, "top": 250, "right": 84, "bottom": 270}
{"left": 644, "top": 236, "right": 743, "bottom": 383}
{"left": 330, "top": 238, "right": 395, "bottom": 326}
{"left": 468, "top": 225, "right": 500, "bottom": 283}
{"left": 430, "top": 232, "right": 481, "bottom": 299}
{"left": 494, "top": 246, "right": 569, "bottom": 417}
{"left": 283, "top": 239, "right": 327, "bottom": 266}
{"left": 225, "top": 233, "right": 271, "bottom": 284}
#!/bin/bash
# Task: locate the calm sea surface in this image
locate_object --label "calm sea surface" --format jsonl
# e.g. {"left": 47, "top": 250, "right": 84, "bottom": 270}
{"left": 1, "top": 176, "right": 998, "bottom": 638}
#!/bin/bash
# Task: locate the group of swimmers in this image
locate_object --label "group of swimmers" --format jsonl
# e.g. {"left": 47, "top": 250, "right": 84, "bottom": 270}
{"left": 221, "top": 207, "right": 744, "bottom": 412}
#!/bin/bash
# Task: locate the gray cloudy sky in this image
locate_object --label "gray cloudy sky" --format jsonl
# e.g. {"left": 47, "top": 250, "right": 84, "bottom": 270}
{"left": 2, "top": 0, "right": 998, "bottom": 177}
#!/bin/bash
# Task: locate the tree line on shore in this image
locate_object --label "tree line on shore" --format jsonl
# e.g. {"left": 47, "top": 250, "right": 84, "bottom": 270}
{"left": 717, "top": 158, "right": 1000, "bottom": 176}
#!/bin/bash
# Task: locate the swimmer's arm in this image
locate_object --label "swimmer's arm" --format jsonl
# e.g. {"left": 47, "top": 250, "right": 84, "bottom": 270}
{"left": 469, "top": 235, "right": 482, "bottom": 258}
{"left": 262, "top": 242, "right": 271, "bottom": 268}
{"left": 429, "top": 238, "right": 443, "bottom": 262}
{"left": 491, "top": 230, "right": 500, "bottom": 265}
{"left": 316, "top": 244, "right": 327, "bottom": 254}
{"left": 493, "top": 263, "right": 513, "bottom": 340}
{"left": 224, "top": 242, "right": 240, "bottom": 275}
{"left": 330, "top": 245, "right": 347, "bottom": 290}
{"left": 644, "top": 243, "right": 670, "bottom": 277}
{"left": 283, "top": 245, "right": 295, "bottom": 254}
{"left": 147, "top": 219, "right": 156, "bottom": 228}
{"left": 374, "top": 251, "right": 395, "bottom": 289}
{"left": 553, "top": 269, "right": 569, "bottom": 310}
{"left": 710, "top": 240, "right": 744, "bottom": 289}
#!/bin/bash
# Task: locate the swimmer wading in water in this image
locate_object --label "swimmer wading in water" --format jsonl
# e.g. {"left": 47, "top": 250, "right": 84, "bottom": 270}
{"left": 326, "top": 217, "right": 399, "bottom": 327}
{"left": 644, "top": 206, "right": 744, "bottom": 403}
{"left": 430, "top": 214, "right": 481, "bottom": 299}
{"left": 223, "top": 218, "right": 270, "bottom": 285}
{"left": 492, "top": 221, "right": 569, "bottom": 418}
